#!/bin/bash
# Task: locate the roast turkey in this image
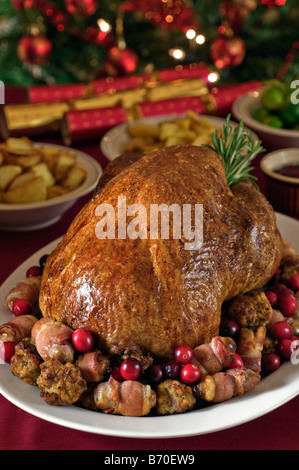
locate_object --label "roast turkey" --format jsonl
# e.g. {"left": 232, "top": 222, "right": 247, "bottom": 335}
{"left": 39, "top": 145, "right": 282, "bottom": 359}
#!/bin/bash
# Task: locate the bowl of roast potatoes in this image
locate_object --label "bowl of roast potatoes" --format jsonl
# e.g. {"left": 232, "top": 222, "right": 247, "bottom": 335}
{"left": 0, "top": 137, "right": 102, "bottom": 231}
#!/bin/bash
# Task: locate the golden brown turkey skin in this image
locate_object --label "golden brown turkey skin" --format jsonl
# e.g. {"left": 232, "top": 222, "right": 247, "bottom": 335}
{"left": 39, "top": 145, "right": 282, "bottom": 359}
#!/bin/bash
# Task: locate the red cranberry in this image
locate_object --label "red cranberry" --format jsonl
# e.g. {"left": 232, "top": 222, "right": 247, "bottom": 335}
{"left": 265, "top": 291, "right": 278, "bottom": 307}
{"left": 71, "top": 329, "right": 94, "bottom": 353}
{"left": 262, "top": 353, "right": 280, "bottom": 372}
{"left": 278, "top": 294, "right": 298, "bottom": 316}
{"left": 272, "top": 283, "right": 287, "bottom": 294}
{"left": 26, "top": 266, "right": 42, "bottom": 277}
{"left": 230, "top": 353, "right": 244, "bottom": 368}
{"left": 164, "top": 359, "right": 181, "bottom": 379}
{"left": 111, "top": 365, "right": 124, "bottom": 382}
{"left": 174, "top": 344, "right": 193, "bottom": 364}
{"left": 276, "top": 338, "right": 293, "bottom": 360}
{"left": 147, "top": 364, "right": 164, "bottom": 384}
{"left": 120, "top": 358, "right": 142, "bottom": 381}
{"left": 270, "top": 321, "right": 292, "bottom": 340}
{"left": 220, "top": 319, "right": 240, "bottom": 339}
{"left": 287, "top": 274, "right": 299, "bottom": 292}
{"left": 276, "top": 288, "right": 294, "bottom": 299}
{"left": 180, "top": 363, "right": 201, "bottom": 384}
{"left": 0, "top": 341, "right": 16, "bottom": 363}
{"left": 11, "top": 298, "right": 32, "bottom": 316}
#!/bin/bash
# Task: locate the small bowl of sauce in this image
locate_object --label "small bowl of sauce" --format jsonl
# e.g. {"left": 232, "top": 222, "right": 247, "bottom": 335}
{"left": 260, "top": 148, "right": 299, "bottom": 216}
{"left": 275, "top": 165, "right": 299, "bottom": 179}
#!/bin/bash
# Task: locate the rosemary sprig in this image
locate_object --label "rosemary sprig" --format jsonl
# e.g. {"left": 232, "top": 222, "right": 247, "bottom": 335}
{"left": 206, "top": 114, "right": 265, "bottom": 188}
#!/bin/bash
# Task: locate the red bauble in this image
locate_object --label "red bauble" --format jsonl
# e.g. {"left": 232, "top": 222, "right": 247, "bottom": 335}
{"left": 210, "top": 36, "right": 245, "bottom": 69}
{"left": 104, "top": 46, "right": 138, "bottom": 76}
{"left": 17, "top": 34, "right": 52, "bottom": 65}
{"left": 12, "top": 0, "right": 35, "bottom": 9}
{"left": 64, "top": 0, "right": 98, "bottom": 16}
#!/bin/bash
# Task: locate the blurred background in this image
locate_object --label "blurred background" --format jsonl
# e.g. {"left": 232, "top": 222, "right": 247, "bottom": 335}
{"left": 0, "top": 0, "right": 298, "bottom": 86}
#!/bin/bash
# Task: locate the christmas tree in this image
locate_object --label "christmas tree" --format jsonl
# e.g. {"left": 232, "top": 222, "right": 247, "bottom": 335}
{"left": 0, "top": 0, "right": 298, "bottom": 86}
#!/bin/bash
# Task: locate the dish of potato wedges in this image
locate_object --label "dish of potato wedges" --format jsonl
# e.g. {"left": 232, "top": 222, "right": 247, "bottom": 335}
{"left": 0, "top": 137, "right": 87, "bottom": 204}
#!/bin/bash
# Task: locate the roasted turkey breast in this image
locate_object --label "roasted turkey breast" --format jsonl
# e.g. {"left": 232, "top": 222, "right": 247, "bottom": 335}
{"left": 39, "top": 145, "right": 282, "bottom": 359}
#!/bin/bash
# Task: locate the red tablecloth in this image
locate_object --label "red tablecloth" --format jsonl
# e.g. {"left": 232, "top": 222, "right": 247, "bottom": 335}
{"left": 1, "top": 136, "right": 299, "bottom": 451}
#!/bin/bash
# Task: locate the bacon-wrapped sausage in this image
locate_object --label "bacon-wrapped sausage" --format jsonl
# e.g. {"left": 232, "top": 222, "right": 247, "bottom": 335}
{"left": 194, "top": 366, "right": 260, "bottom": 403}
{"left": 31, "top": 316, "right": 74, "bottom": 363}
{"left": 236, "top": 326, "right": 266, "bottom": 373}
{"left": 0, "top": 315, "right": 38, "bottom": 344}
{"left": 193, "top": 336, "right": 236, "bottom": 374}
{"left": 75, "top": 350, "right": 110, "bottom": 382}
{"left": 4, "top": 276, "right": 41, "bottom": 313}
{"left": 94, "top": 377, "right": 156, "bottom": 416}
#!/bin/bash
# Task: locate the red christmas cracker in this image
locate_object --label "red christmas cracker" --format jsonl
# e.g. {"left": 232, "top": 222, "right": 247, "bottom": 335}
{"left": 61, "top": 105, "right": 128, "bottom": 146}
{"left": 28, "top": 83, "right": 87, "bottom": 104}
{"left": 204, "top": 80, "right": 263, "bottom": 116}
{"left": 90, "top": 73, "right": 152, "bottom": 95}
{"left": 156, "top": 63, "right": 212, "bottom": 84}
{"left": 135, "top": 95, "right": 205, "bottom": 118}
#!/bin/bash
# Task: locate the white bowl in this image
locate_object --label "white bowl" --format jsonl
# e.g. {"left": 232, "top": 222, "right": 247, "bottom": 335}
{"left": 0, "top": 143, "right": 103, "bottom": 231}
{"left": 260, "top": 147, "right": 299, "bottom": 215}
{"left": 232, "top": 89, "right": 299, "bottom": 151}
{"left": 100, "top": 114, "right": 260, "bottom": 161}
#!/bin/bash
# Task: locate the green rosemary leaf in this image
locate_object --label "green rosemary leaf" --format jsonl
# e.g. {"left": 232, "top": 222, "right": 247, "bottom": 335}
{"left": 205, "top": 114, "right": 264, "bottom": 188}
